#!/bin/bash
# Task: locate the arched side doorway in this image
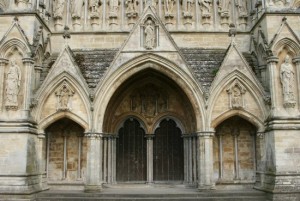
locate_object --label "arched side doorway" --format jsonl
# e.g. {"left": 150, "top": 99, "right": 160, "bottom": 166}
{"left": 213, "top": 116, "right": 257, "bottom": 183}
{"left": 45, "top": 118, "right": 87, "bottom": 184}
{"left": 116, "top": 118, "right": 147, "bottom": 182}
{"left": 153, "top": 119, "right": 184, "bottom": 182}
{"left": 102, "top": 69, "right": 197, "bottom": 185}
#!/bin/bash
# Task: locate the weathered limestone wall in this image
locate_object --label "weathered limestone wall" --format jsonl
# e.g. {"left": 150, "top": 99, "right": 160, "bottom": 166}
{"left": 213, "top": 117, "right": 256, "bottom": 183}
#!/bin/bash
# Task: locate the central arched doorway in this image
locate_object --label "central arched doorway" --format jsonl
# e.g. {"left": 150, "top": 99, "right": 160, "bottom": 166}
{"left": 103, "top": 69, "right": 197, "bottom": 185}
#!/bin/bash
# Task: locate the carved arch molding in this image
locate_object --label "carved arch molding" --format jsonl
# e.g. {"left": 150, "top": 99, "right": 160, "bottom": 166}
{"left": 103, "top": 69, "right": 196, "bottom": 134}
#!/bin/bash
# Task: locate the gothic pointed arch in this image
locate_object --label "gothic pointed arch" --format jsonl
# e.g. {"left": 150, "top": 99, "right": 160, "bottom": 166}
{"left": 208, "top": 72, "right": 266, "bottom": 132}
{"left": 34, "top": 74, "right": 91, "bottom": 132}
{"left": 95, "top": 54, "right": 205, "bottom": 133}
{"left": 273, "top": 37, "right": 300, "bottom": 57}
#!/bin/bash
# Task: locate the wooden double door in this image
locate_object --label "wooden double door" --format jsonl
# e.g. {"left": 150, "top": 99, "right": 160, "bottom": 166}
{"left": 116, "top": 118, "right": 184, "bottom": 183}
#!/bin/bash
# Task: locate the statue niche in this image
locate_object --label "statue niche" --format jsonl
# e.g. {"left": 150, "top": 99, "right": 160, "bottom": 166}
{"left": 280, "top": 55, "right": 296, "bottom": 108}
{"left": 126, "top": 0, "right": 139, "bottom": 27}
{"left": 5, "top": 59, "right": 21, "bottom": 110}
{"left": 143, "top": 17, "right": 157, "bottom": 50}
{"left": 226, "top": 79, "right": 246, "bottom": 109}
{"left": 55, "top": 81, "right": 75, "bottom": 111}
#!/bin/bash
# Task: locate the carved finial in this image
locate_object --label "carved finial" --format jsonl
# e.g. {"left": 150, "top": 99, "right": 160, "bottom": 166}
{"left": 14, "top": 16, "right": 19, "bottom": 22}
{"left": 63, "top": 26, "right": 71, "bottom": 39}
{"left": 282, "top": 16, "right": 287, "bottom": 22}
{"left": 229, "top": 23, "right": 237, "bottom": 37}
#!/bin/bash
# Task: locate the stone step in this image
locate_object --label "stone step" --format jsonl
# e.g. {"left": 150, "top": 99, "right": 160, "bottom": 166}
{"left": 36, "top": 189, "right": 270, "bottom": 201}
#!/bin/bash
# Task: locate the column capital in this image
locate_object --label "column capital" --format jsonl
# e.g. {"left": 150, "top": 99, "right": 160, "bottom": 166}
{"left": 292, "top": 56, "right": 300, "bottom": 64}
{"left": 34, "top": 65, "right": 43, "bottom": 71}
{"left": 267, "top": 56, "right": 279, "bottom": 64}
{"left": 22, "top": 58, "right": 35, "bottom": 64}
{"left": 196, "top": 131, "right": 215, "bottom": 137}
{"left": 84, "top": 132, "right": 102, "bottom": 139}
{"left": 0, "top": 58, "right": 9, "bottom": 65}
{"left": 256, "top": 132, "right": 265, "bottom": 139}
{"left": 144, "top": 134, "right": 155, "bottom": 139}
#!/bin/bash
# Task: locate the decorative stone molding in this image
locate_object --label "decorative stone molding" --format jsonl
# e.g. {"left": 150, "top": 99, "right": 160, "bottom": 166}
{"left": 54, "top": 81, "right": 75, "bottom": 111}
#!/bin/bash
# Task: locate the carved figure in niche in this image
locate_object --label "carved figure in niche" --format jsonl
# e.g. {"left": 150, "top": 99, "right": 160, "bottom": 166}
{"left": 71, "top": 0, "right": 84, "bottom": 19}
{"left": 145, "top": 0, "right": 157, "bottom": 6}
{"left": 15, "top": 0, "right": 30, "bottom": 8}
{"left": 5, "top": 59, "right": 21, "bottom": 110}
{"left": 144, "top": 19, "right": 155, "bottom": 49}
{"left": 163, "top": 0, "right": 176, "bottom": 17}
{"left": 89, "top": 0, "right": 101, "bottom": 17}
{"left": 108, "top": 0, "right": 120, "bottom": 17}
{"left": 126, "top": 0, "right": 139, "bottom": 17}
{"left": 235, "top": 0, "right": 247, "bottom": 16}
{"left": 268, "top": 0, "right": 287, "bottom": 7}
{"left": 199, "top": 0, "right": 212, "bottom": 16}
{"left": 232, "top": 86, "right": 242, "bottom": 108}
{"left": 182, "top": 0, "right": 194, "bottom": 17}
{"left": 55, "top": 82, "right": 75, "bottom": 111}
{"left": 53, "top": 0, "right": 65, "bottom": 19}
{"left": 218, "top": 0, "right": 231, "bottom": 16}
{"left": 280, "top": 55, "right": 295, "bottom": 105}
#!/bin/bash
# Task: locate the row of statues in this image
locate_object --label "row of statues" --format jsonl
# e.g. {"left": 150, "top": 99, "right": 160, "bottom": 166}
{"left": 52, "top": 0, "right": 249, "bottom": 20}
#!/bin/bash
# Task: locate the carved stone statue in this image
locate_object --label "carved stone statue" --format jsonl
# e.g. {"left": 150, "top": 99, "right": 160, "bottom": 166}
{"left": 15, "top": 0, "right": 30, "bottom": 9}
{"left": 89, "top": 0, "right": 101, "bottom": 18}
{"left": 108, "top": 0, "right": 120, "bottom": 17}
{"left": 164, "top": 0, "right": 176, "bottom": 17}
{"left": 5, "top": 59, "right": 21, "bottom": 110}
{"left": 232, "top": 86, "right": 242, "bottom": 108}
{"left": 182, "top": 0, "right": 194, "bottom": 17}
{"left": 55, "top": 82, "right": 75, "bottom": 111}
{"left": 218, "top": 0, "right": 231, "bottom": 16}
{"left": 71, "top": 0, "right": 84, "bottom": 19}
{"left": 235, "top": 0, "right": 247, "bottom": 17}
{"left": 280, "top": 55, "right": 295, "bottom": 107}
{"left": 53, "top": 0, "right": 65, "bottom": 19}
{"left": 126, "top": 0, "right": 139, "bottom": 17}
{"left": 268, "top": 0, "right": 287, "bottom": 7}
{"left": 199, "top": 0, "right": 212, "bottom": 16}
{"left": 145, "top": 0, "right": 157, "bottom": 7}
{"left": 144, "top": 19, "right": 155, "bottom": 49}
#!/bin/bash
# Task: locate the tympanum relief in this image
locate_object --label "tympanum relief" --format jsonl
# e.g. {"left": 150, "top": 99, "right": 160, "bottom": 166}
{"left": 55, "top": 81, "right": 75, "bottom": 111}
{"left": 226, "top": 79, "right": 246, "bottom": 109}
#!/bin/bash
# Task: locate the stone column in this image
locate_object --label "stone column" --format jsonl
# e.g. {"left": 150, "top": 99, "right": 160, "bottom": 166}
{"left": 145, "top": 134, "right": 154, "bottom": 184}
{"left": 267, "top": 56, "right": 279, "bottom": 116}
{"left": 22, "top": 58, "right": 35, "bottom": 119}
{"left": 0, "top": 59, "right": 8, "bottom": 112}
{"left": 84, "top": 133, "right": 102, "bottom": 192}
{"left": 197, "top": 132, "right": 215, "bottom": 190}
{"left": 34, "top": 65, "right": 42, "bottom": 90}
{"left": 292, "top": 56, "right": 300, "bottom": 106}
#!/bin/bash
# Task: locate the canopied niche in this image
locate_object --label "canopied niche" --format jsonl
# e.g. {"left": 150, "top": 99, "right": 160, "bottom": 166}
{"left": 103, "top": 69, "right": 196, "bottom": 134}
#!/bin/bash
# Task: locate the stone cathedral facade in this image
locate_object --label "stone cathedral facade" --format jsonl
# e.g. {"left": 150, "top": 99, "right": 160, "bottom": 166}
{"left": 0, "top": 0, "right": 300, "bottom": 200}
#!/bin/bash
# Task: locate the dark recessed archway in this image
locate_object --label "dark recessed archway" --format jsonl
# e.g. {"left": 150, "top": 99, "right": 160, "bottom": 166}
{"left": 103, "top": 69, "right": 196, "bottom": 134}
